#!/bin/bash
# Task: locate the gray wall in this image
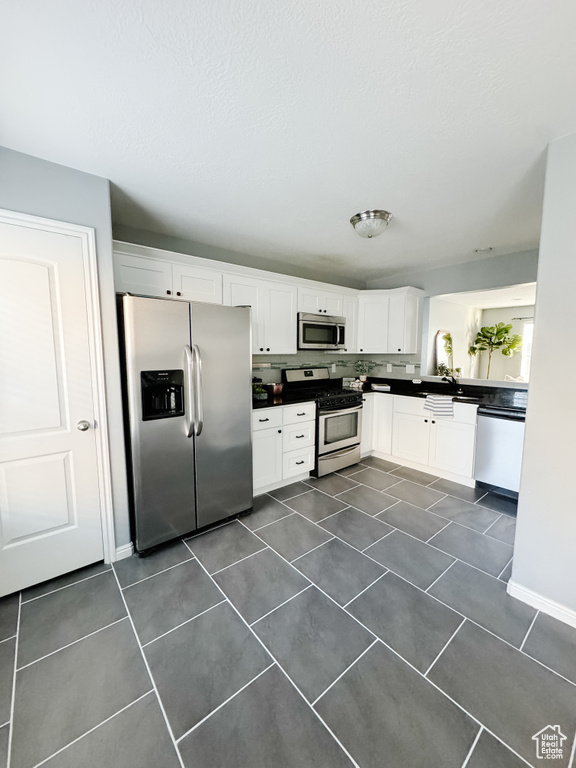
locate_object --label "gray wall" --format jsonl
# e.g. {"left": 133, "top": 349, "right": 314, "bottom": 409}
{"left": 512, "top": 133, "right": 576, "bottom": 619}
{"left": 0, "top": 147, "right": 131, "bottom": 549}
{"left": 366, "top": 248, "right": 538, "bottom": 295}
{"left": 114, "top": 223, "right": 366, "bottom": 290}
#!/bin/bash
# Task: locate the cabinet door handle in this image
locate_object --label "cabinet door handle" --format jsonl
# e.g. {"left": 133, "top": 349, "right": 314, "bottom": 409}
{"left": 295, "top": 434, "right": 305, "bottom": 438}
{"left": 266, "top": 348, "right": 270, "bottom": 351}
{"left": 166, "top": 290, "right": 172, "bottom": 295}
{"left": 431, "top": 420, "right": 436, "bottom": 424}
{"left": 176, "top": 291, "right": 182, "bottom": 296}
{"left": 259, "top": 418, "right": 269, "bottom": 422}
{"left": 259, "top": 347, "right": 264, "bottom": 351}
{"left": 278, "top": 429, "right": 282, "bottom": 433}
{"left": 296, "top": 460, "right": 305, "bottom": 465}
{"left": 424, "top": 419, "right": 428, "bottom": 423}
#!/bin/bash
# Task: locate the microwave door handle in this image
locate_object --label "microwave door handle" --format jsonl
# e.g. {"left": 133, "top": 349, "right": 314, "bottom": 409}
{"left": 192, "top": 344, "right": 204, "bottom": 436}
{"left": 184, "top": 345, "right": 195, "bottom": 438}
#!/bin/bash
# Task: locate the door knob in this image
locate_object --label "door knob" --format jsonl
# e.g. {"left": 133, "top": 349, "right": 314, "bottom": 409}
{"left": 77, "top": 420, "right": 91, "bottom": 431}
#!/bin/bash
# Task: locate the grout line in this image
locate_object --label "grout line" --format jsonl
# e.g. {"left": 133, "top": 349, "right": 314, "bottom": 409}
{"left": 184, "top": 519, "right": 236, "bottom": 542}
{"left": 0, "top": 720, "right": 9, "bottom": 730}
{"left": 269, "top": 488, "right": 315, "bottom": 503}
{"left": 182, "top": 538, "right": 362, "bottom": 768}
{"left": 424, "top": 494, "right": 449, "bottom": 512}
{"left": 210, "top": 546, "right": 268, "bottom": 575}
{"left": 481, "top": 514, "right": 503, "bottom": 535}
{"left": 424, "top": 617, "right": 466, "bottom": 677}
{"left": 460, "top": 726, "right": 483, "bottom": 768}
{"left": 0, "top": 634, "right": 16, "bottom": 645}
{"left": 361, "top": 528, "right": 395, "bottom": 552}
{"left": 16, "top": 617, "right": 129, "bottom": 671}
{"left": 311, "top": 638, "right": 379, "bottom": 707}
{"left": 250, "top": 585, "right": 313, "bottom": 625}
{"left": 497, "top": 556, "right": 513, "bottom": 580}
{"left": 568, "top": 723, "right": 576, "bottom": 768}
{"left": 251, "top": 511, "right": 296, "bottom": 531}
{"left": 313, "top": 506, "right": 350, "bottom": 523}
{"left": 291, "top": 538, "right": 333, "bottom": 562}
{"left": 110, "top": 567, "right": 186, "bottom": 768}
{"left": 6, "top": 591, "right": 21, "bottom": 768}
{"left": 201, "top": 488, "right": 561, "bottom": 767}
{"left": 29, "top": 691, "right": 154, "bottom": 768}
{"left": 141, "top": 600, "right": 227, "bottom": 648}
{"left": 425, "top": 519, "right": 452, "bottom": 542}
{"left": 268, "top": 499, "right": 576, "bottom": 693}
{"left": 472, "top": 492, "right": 490, "bottom": 507}
{"left": 425, "top": 559, "right": 457, "bottom": 593}
{"left": 519, "top": 610, "right": 539, "bottom": 652}
{"left": 343, "top": 572, "right": 388, "bottom": 608}
{"left": 175, "top": 663, "right": 276, "bottom": 744}
{"left": 120, "top": 557, "right": 196, "bottom": 590}
{"left": 21, "top": 567, "right": 112, "bottom": 604}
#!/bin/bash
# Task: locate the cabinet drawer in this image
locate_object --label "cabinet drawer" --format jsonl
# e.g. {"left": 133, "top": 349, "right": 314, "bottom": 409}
{"left": 252, "top": 408, "right": 283, "bottom": 431}
{"left": 283, "top": 447, "right": 315, "bottom": 479}
{"left": 282, "top": 402, "right": 317, "bottom": 425}
{"left": 282, "top": 420, "right": 315, "bottom": 451}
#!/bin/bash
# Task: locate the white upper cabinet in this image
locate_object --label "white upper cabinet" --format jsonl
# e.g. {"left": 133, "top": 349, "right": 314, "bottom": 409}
{"left": 357, "top": 288, "right": 423, "bottom": 354}
{"left": 341, "top": 295, "right": 358, "bottom": 353}
{"left": 114, "top": 253, "right": 173, "bottom": 297}
{"left": 357, "top": 293, "right": 390, "bottom": 353}
{"left": 298, "top": 286, "right": 344, "bottom": 316}
{"left": 223, "top": 273, "right": 297, "bottom": 354}
{"left": 171, "top": 263, "right": 223, "bottom": 303}
{"left": 114, "top": 252, "right": 223, "bottom": 303}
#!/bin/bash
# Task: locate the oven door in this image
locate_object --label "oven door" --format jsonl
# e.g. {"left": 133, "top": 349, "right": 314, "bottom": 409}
{"left": 318, "top": 405, "right": 362, "bottom": 455}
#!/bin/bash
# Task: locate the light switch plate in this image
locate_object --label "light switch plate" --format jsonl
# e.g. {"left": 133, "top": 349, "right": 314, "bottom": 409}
{"left": 386, "top": 364, "right": 393, "bottom": 373}
{"left": 331, "top": 364, "right": 336, "bottom": 373}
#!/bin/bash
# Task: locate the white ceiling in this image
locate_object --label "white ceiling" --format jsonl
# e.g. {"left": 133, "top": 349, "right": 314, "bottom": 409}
{"left": 436, "top": 282, "right": 537, "bottom": 308}
{"left": 2, "top": 1, "right": 576, "bottom": 285}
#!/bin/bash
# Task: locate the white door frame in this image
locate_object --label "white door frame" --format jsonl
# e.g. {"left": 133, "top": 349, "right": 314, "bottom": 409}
{"left": 0, "top": 208, "right": 116, "bottom": 563}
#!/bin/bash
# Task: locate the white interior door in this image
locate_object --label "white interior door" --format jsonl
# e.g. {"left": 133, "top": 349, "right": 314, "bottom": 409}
{"left": 0, "top": 216, "right": 106, "bottom": 596}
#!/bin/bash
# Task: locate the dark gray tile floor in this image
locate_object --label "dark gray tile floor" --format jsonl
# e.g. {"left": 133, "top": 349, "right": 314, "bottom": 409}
{"left": 2, "top": 458, "right": 576, "bottom": 768}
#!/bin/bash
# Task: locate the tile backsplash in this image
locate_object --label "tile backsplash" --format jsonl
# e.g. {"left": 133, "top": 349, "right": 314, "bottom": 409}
{"left": 252, "top": 352, "right": 421, "bottom": 384}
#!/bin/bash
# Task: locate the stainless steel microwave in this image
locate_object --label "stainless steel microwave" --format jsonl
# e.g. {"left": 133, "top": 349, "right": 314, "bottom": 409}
{"left": 298, "top": 313, "right": 346, "bottom": 350}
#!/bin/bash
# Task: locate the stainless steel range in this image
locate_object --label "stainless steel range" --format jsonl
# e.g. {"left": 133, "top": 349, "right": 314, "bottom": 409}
{"left": 281, "top": 368, "right": 363, "bottom": 477}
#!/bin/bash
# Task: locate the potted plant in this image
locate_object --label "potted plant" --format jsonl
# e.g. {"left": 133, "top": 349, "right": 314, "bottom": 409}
{"left": 353, "top": 360, "right": 377, "bottom": 382}
{"left": 468, "top": 323, "right": 522, "bottom": 379}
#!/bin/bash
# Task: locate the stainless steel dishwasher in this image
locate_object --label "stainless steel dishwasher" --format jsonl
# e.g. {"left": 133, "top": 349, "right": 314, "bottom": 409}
{"left": 475, "top": 406, "right": 526, "bottom": 493}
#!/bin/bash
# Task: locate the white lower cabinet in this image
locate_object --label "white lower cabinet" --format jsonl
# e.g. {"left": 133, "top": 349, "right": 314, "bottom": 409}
{"left": 373, "top": 393, "right": 393, "bottom": 455}
{"left": 252, "top": 427, "right": 283, "bottom": 489}
{"left": 253, "top": 403, "right": 316, "bottom": 492}
{"left": 391, "top": 395, "right": 477, "bottom": 479}
{"left": 360, "top": 393, "right": 374, "bottom": 454}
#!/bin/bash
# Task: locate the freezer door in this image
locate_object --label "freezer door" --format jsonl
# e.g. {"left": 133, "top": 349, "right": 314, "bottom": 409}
{"left": 123, "top": 295, "right": 197, "bottom": 551}
{"left": 190, "top": 302, "right": 253, "bottom": 527}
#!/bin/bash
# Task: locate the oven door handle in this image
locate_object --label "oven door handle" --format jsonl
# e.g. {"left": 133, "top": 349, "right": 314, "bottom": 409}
{"left": 319, "top": 405, "right": 363, "bottom": 417}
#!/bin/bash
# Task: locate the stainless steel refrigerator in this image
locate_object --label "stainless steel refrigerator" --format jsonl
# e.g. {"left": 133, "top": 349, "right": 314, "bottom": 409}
{"left": 119, "top": 295, "right": 253, "bottom": 553}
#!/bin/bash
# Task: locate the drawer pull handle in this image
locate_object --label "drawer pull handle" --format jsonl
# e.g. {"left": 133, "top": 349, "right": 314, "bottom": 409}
{"left": 297, "top": 412, "right": 306, "bottom": 416}
{"left": 296, "top": 460, "right": 305, "bottom": 465}
{"left": 296, "top": 434, "right": 305, "bottom": 438}
{"left": 259, "top": 418, "right": 269, "bottom": 422}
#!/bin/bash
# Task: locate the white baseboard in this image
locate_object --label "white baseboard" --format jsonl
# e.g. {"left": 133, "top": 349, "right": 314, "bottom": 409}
{"left": 114, "top": 542, "right": 134, "bottom": 562}
{"left": 507, "top": 580, "right": 576, "bottom": 630}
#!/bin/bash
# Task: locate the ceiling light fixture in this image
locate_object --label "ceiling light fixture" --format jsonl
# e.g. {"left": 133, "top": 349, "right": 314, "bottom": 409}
{"left": 350, "top": 210, "right": 392, "bottom": 239}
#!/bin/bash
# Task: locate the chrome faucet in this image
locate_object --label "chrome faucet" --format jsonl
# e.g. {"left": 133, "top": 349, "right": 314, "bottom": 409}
{"left": 441, "top": 376, "right": 464, "bottom": 395}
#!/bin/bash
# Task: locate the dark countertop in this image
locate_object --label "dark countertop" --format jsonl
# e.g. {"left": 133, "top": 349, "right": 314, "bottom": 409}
{"left": 366, "top": 377, "right": 528, "bottom": 414}
{"left": 253, "top": 379, "right": 528, "bottom": 414}
{"left": 252, "top": 392, "right": 317, "bottom": 409}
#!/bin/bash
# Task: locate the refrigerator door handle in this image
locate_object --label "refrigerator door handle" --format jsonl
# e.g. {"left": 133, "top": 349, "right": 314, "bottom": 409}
{"left": 192, "top": 344, "right": 204, "bottom": 436}
{"left": 184, "top": 344, "right": 195, "bottom": 438}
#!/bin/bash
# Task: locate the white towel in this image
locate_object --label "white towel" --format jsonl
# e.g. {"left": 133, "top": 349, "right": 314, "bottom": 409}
{"left": 423, "top": 395, "right": 454, "bottom": 418}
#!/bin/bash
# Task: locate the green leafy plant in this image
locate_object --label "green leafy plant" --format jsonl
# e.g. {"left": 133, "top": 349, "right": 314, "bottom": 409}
{"left": 468, "top": 323, "right": 522, "bottom": 380}
{"left": 353, "top": 360, "right": 377, "bottom": 376}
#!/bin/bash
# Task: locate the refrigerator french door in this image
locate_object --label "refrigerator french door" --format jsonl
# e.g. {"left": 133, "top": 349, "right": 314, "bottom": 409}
{"left": 121, "top": 295, "right": 253, "bottom": 552}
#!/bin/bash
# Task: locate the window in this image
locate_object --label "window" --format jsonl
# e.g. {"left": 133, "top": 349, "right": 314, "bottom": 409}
{"left": 520, "top": 320, "right": 534, "bottom": 381}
